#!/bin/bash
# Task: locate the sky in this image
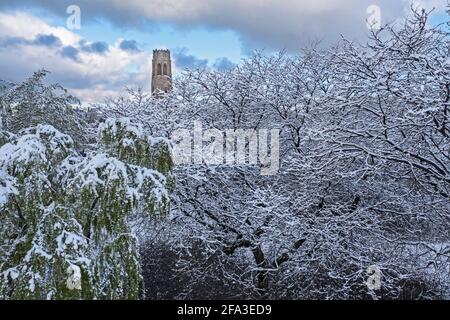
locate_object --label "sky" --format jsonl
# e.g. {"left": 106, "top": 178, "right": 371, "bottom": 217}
{"left": 0, "top": 0, "right": 447, "bottom": 103}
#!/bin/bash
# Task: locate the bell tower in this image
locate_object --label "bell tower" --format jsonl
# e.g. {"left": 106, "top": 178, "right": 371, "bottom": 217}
{"left": 151, "top": 49, "right": 172, "bottom": 96}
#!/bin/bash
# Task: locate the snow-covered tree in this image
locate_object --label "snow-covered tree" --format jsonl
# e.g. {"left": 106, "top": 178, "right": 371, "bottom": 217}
{"left": 0, "top": 118, "right": 172, "bottom": 299}
{"left": 0, "top": 70, "right": 88, "bottom": 145}
{"left": 127, "top": 8, "right": 449, "bottom": 299}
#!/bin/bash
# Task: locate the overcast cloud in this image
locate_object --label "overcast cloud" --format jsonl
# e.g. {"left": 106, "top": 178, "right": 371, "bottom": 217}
{"left": 0, "top": 0, "right": 446, "bottom": 50}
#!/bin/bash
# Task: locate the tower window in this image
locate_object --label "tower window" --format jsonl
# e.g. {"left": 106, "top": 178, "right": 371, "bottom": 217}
{"left": 157, "top": 63, "right": 162, "bottom": 75}
{"left": 163, "top": 64, "right": 168, "bottom": 76}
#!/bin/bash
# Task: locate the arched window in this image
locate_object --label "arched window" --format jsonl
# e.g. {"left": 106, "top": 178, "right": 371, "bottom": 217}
{"left": 157, "top": 63, "right": 162, "bottom": 75}
{"left": 163, "top": 64, "right": 168, "bottom": 76}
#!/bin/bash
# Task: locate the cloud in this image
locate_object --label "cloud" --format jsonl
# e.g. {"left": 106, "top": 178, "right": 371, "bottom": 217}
{"left": 173, "top": 48, "right": 208, "bottom": 69}
{"left": 119, "top": 40, "right": 141, "bottom": 53}
{"left": 0, "top": 11, "right": 153, "bottom": 103}
{"left": 213, "top": 57, "right": 236, "bottom": 71}
{"left": 80, "top": 40, "right": 109, "bottom": 54}
{"left": 60, "top": 46, "right": 80, "bottom": 62}
{"left": 0, "top": 1, "right": 445, "bottom": 103}
{"left": 33, "top": 34, "right": 61, "bottom": 47}
{"left": 0, "top": 33, "right": 62, "bottom": 48}
{"left": 0, "top": 0, "right": 443, "bottom": 50}
{"left": 0, "top": 10, "right": 80, "bottom": 44}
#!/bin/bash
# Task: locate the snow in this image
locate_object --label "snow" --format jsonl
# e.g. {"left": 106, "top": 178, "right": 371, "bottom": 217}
{"left": 56, "top": 229, "right": 87, "bottom": 254}
{"left": 24, "top": 242, "right": 53, "bottom": 262}
{"left": 70, "top": 153, "right": 169, "bottom": 207}
{"left": 3, "top": 267, "right": 20, "bottom": 280}
{"left": 0, "top": 170, "right": 17, "bottom": 207}
{"left": 98, "top": 117, "right": 145, "bottom": 140}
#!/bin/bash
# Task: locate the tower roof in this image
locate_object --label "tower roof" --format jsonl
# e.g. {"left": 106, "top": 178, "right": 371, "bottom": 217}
{"left": 153, "top": 49, "right": 171, "bottom": 57}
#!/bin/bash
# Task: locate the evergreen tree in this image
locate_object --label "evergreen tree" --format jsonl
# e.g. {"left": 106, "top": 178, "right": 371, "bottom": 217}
{"left": 0, "top": 119, "right": 172, "bottom": 299}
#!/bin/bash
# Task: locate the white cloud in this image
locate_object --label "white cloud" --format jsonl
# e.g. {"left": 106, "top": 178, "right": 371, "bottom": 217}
{"left": 0, "top": 11, "right": 152, "bottom": 103}
{"left": 0, "top": 11, "right": 80, "bottom": 44}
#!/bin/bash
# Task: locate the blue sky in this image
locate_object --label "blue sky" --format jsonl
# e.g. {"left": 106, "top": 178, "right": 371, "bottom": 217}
{"left": 0, "top": 0, "right": 447, "bottom": 102}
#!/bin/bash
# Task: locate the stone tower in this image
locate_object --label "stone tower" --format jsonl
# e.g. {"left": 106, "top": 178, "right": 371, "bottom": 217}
{"left": 151, "top": 49, "right": 172, "bottom": 95}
